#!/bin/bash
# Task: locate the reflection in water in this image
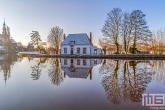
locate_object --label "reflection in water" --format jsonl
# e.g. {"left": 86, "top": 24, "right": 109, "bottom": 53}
{"left": 151, "top": 60, "right": 165, "bottom": 85}
{"left": 31, "top": 58, "right": 47, "bottom": 80}
{"left": 48, "top": 58, "right": 64, "bottom": 86}
{"left": 100, "top": 60, "right": 154, "bottom": 105}
{"left": 0, "top": 56, "right": 165, "bottom": 109}
{"left": 61, "top": 58, "right": 101, "bottom": 80}
{"left": 0, "top": 54, "right": 17, "bottom": 85}
{"left": 17, "top": 56, "right": 24, "bottom": 63}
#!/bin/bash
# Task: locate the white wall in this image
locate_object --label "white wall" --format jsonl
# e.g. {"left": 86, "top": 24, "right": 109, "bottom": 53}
{"left": 90, "top": 46, "right": 102, "bottom": 55}
{"left": 61, "top": 45, "right": 102, "bottom": 55}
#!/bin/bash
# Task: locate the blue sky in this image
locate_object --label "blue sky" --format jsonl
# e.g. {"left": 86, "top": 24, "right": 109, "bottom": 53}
{"left": 0, "top": 0, "right": 165, "bottom": 46}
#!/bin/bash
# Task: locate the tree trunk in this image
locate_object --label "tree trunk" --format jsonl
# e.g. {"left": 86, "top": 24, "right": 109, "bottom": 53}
{"left": 115, "top": 42, "right": 119, "bottom": 53}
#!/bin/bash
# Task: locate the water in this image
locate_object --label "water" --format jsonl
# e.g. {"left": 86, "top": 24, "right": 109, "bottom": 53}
{"left": 0, "top": 54, "right": 165, "bottom": 110}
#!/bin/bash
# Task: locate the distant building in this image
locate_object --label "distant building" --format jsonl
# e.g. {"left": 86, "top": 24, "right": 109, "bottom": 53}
{"left": 0, "top": 20, "right": 17, "bottom": 52}
{"left": 10, "top": 39, "right": 17, "bottom": 51}
{"left": 61, "top": 58, "right": 101, "bottom": 79}
{"left": 27, "top": 42, "right": 34, "bottom": 51}
{"left": 61, "top": 33, "right": 102, "bottom": 55}
{"left": 17, "top": 42, "right": 23, "bottom": 51}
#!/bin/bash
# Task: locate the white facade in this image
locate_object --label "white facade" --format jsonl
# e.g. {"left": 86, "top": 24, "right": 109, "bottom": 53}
{"left": 61, "top": 58, "right": 101, "bottom": 68}
{"left": 61, "top": 58, "right": 101, "bottom": 79}
{"left": 61, "top": 34, "right": 102, "bottom": 55}
{"left": 61, "top": 45, "right": 102, "bottom": 55}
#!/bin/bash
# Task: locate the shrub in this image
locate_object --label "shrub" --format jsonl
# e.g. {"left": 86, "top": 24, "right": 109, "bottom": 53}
{"left": 129, "top": 47, "right": 140, "bottom": 54}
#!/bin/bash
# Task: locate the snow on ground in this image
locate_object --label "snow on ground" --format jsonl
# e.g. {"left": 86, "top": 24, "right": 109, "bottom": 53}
{"left": 19, "top": 52, "right": 40, "bottom": 54}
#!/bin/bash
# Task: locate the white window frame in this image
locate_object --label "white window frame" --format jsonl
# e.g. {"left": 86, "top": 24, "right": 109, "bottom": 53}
{"left": 83, "top": 48, "right": 86, "bottom": 54}
{"left": 77, "top": 59, "right": 80, "bottom": 65}
{"left": 94, "top": 49, "right": 97, "bottom": 55}
{"left": 83, "top": 59, "right": 86, "bottom": 65}
{"left": 64, "top": 48, "right": 67, "bottom": 54}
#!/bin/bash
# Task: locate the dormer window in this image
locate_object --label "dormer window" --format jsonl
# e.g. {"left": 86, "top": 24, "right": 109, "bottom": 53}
{"left": 70, "top": 41, "right": 75, "bottom": 46}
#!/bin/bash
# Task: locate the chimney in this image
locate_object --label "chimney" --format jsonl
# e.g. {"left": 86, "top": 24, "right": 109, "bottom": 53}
{"left": 90, "top": 32, "right": 92, "bottom": 45}
{"left": 64, "top": 72, "right": 66, "bottom": 78}
{"left": 90, "top": 68, "right": 92, "bottom": 80}
{"left": 63, "top": 34, "right": 66, "bottom": 40}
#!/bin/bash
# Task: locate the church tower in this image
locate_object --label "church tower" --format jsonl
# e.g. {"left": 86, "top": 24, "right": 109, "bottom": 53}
{"left": 2, "top": 19, "right": 7, "bottom": 35}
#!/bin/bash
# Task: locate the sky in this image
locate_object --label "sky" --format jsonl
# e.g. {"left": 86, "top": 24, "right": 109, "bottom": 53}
{"left": 0, "top": 0, "right": 165, "bottom": 46}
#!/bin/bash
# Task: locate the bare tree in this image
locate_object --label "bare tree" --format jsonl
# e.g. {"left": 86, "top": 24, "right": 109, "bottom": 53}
{"left": 17, "top": 41, "right": 23, "bottom": 51}
{"left": 30, "top": 31, "right": 42, "bottom": 53}
{"left": 47, "top": 26, "right": 63, "bottom": 55}
{"left": 102, "top": 8, "right": 123, "bottom": 54}
{"left": 98, "top": 37, "right": 107, "bottom": 55}
{"left": 121, "top": 12, "right": 133, "bottom": 54}
{"left": 150, "top": 29, "right": 165, "bottom": 54}
{"left": 130, "top": 10, "right": 151, "bottom": 54}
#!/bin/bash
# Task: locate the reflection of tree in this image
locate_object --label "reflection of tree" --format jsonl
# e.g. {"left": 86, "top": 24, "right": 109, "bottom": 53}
{"left": 0, "top": 54, "right": 17, "bottom": 84}
{"left": 31, "top": 58, "right": 46, "bottom": 80}
{"left": 150, "top": 60, "right": 165, "bottom": 85}
{"left": 48, "top": 58, "right": 64, "bottom": 86}
{"left": 17, "top": 56, "right": 24, "bottom": 63}
{"left": 101, "top": 60, "right": 153, "bottom": 105}
{"left": 102, "top": 60, "right": 121, "bottom": 104}
{"left": 99, "top": 59, "right": 116, "bottom": 74}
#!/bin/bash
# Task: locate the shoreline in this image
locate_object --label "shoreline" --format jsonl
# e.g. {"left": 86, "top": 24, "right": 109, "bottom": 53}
{"left": 17, "top": 52, "right": 165, "bottom": 60}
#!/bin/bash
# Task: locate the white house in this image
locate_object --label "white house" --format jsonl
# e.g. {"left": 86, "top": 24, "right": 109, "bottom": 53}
{"left": 61, "top": 33, "right": 102, "bottom": 55}
{"left": 61, "top": 58, "right": 102, "bottom": 79}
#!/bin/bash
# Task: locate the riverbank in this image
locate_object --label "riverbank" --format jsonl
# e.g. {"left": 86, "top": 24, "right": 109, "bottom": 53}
{"left": 17, "top": 52, "right": 165, "bottom": 60}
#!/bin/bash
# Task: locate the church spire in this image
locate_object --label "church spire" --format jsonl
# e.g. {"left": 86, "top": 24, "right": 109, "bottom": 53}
{"left": 2, "top": 18, "right": 7, "bottom": 35}
{"left": 4, "top": 18, "right": 5, "bottom": 24}
{"left": 3, "top": 18, "right": 6, "bottom": 28}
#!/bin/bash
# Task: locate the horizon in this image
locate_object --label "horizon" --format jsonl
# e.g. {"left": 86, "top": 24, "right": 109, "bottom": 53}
{"left": 0, "top": 0, "right": 165, "bottom": 46}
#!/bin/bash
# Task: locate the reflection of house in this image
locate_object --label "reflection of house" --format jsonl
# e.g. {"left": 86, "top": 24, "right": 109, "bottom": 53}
{"left": 61, "top": 58, "right": 101, "bottom": 79}
{"left": 61, "top": 33, "right": 102, "bottom": 55}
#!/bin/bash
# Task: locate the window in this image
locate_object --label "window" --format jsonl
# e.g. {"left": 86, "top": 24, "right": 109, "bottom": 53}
{"left": 77, "top": 59, "right": 80, "bottom": 65}
{"left": 83, "top": 59, "right": 86, "bottom": 65}
{"left": 64, "top": 59, "right": 67, "bottom": 65}
{"left": 70, "top": 41, "right": 75, "bottom": 46}
{"left": 94, "top": 59, "right": 97, "bottom": 64}
{"left": 94, "top": 49, "right": 97, "bottom": 55}
{"left": 70, "top": 41, "right": 75, "bottom": 44}
{"left": 83, "top": 48, "right": 86, "bottom": 54}
{"left": 77, "top": 48, "right": 80, "bottom": 54}
{"left": 71, "top": 59, "right": 73, "bottom": 64}
{"left": 64, "top": 48, "right": 67, "bottom": 54}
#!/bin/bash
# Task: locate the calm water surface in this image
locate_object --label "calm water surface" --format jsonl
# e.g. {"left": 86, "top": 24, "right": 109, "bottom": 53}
{"left": 0, "top": 54, "right": 165, "bottom": 110}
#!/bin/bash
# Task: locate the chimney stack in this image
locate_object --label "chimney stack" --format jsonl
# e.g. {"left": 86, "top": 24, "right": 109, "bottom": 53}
{"left": 90, "top": 69, "right": 92, "bottom": 80}
{"left": 63, "top": 34, "right": 66, "bottom": 40}
{"left": 90, "top": 32, "right": 92, "bottom": 44}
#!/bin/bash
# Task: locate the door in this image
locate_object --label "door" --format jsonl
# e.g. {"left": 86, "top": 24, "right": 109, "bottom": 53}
{"left": 71, "top": 48, "right": 73, "bottom": 55}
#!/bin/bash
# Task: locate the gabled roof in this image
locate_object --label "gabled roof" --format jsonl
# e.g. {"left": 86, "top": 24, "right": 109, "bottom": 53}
{"left": 61, "top": 33, "right": 92, "bottom": 45}
{"left": 62, "top": 67, "right": 90, "bottom": 79}
{"left": 11, "top": 39, "right": 16, "bottom": 44}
